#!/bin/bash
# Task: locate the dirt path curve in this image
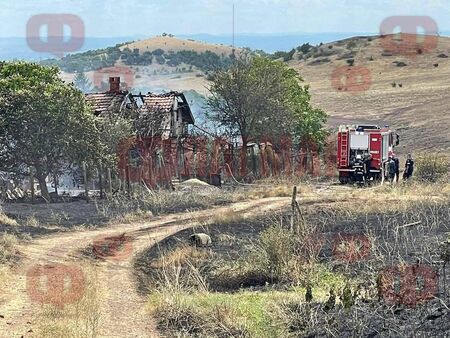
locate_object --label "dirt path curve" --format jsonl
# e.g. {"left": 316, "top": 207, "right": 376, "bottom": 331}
{"left": 0, "top": 197, "right": 290, "bottom": 338}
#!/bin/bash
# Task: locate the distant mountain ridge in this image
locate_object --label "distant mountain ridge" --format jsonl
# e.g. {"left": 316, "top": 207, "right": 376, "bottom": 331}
{"left": 0, "top": 32, "right": 388, "bottom": 61}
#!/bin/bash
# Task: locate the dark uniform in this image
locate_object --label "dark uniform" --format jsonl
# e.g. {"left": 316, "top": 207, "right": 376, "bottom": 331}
{"left": 364, "top": 155, "right": 372, "bottom": 181}
{"left": 393, "top": 157, "right": 400, "bottom": 182}
{"left": 388, "top": 158, "right": 396, "bottom": 183}
{"left": 403, "top": 158, "right": 414, "bottom": 180}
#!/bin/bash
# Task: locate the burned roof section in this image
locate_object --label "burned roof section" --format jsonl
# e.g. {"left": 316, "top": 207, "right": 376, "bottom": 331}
{"left": 85, "top": 77, "right": 138, "bottom": 117}
{"left": 140, "top": 92, "right": 195, "bottom": 125}
{"left": 85, "top": 92, "right": 129, "bottom": 116}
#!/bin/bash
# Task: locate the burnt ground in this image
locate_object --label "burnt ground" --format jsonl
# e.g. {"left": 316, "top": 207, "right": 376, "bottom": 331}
{"left": 0, "top": 200, "right": 110, "bottom": 238}
{"left": 134, "top": 199, "right": 450, "bottom": 337}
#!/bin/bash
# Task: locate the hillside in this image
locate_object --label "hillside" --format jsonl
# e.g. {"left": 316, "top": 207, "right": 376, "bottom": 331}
{"left": 55, "top": 34, "right": 450, "bottom": 152}
{"left": 288, "top": 35, "right": 450, "bottom": 152}
{"left": 122, "top": 35, "right": 236, "bottom": 55}
{"left": 55, "top": 35, "right": 237, "bottom": 95}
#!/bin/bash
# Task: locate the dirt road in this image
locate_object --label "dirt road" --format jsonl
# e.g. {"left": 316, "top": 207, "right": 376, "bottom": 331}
{"left": 0, "top": 197, "right": 290, "bottom": 338}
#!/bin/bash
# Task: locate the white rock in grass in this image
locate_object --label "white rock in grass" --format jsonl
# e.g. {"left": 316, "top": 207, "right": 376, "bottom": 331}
{"left": 190, "top": 233, "right": 212, "bottom": 247}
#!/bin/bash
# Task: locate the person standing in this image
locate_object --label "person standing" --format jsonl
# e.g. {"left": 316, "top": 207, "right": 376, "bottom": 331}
{"left": 364, "top": 154, "right": 372, "bottom": 182}
{"left": 403, "top": 154, "right": 414, "bottom": 180}
{"left": 388, "top": 156, "right": 396, "bottom": 184}
{"left": 393, "top": 155, "right": 400, "bottom": 182}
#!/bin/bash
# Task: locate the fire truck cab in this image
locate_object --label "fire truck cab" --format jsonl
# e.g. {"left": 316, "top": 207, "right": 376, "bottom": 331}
{"left": 337, "top": 125, "right": 399, "bottom": 184}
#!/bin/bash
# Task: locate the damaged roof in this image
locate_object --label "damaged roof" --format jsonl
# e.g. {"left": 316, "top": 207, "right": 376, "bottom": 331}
{"left": 141, "top": 92, "right": 195, "bottom": 124}
{"left": 85, "top": 92, "right": 129, "bottom": 116}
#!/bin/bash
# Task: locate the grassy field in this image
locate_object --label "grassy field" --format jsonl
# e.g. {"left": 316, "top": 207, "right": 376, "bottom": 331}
{"left": 1, "top": 176, "right": 449, "bottom": 337}
{"left": 138, "top": 180, "right": 450, "bottom": 337}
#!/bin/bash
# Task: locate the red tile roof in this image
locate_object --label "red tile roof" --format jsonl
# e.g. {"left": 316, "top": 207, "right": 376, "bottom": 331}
{"left": 140, "top": 92, "right": 194, "bottom": 124}
{"left": 141, "top": 92, "right": 175, "bottom": 114}
{"left": 85, "top": 92, "right": 128, "bottom": 115}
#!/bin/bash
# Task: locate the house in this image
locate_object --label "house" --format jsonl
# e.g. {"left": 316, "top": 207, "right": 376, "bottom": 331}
{"left": 138, "top": 92, "right": 195, "bottom": 139}
{"left": 85, "top": 77, "right": 195, "bottom": 139}
{"left": 85, "top": 77, "right": 139, "bottom": 117}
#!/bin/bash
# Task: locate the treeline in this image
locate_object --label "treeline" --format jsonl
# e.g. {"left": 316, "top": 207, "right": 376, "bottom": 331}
{"left": 41, "top": 45, "right": 123, "bottom": 73}
{"left": 42, "top": 45, "right": 234, "bottom": 73}
{"left": 269, "top": 43, "right": 314, "bottom": 62}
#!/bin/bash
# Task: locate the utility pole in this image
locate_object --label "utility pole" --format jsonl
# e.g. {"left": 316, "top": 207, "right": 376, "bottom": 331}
{"left": 232, "top": 3, "right": 236, "bottom": 58}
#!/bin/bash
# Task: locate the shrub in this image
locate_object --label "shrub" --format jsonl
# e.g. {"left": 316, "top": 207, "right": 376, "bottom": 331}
{"left": 415, "top": 153, "right": 449, "bottom": 182}
{"left": 255, "top": 225, "right": 294, "bottom": 281}
{"left": 0, "top": 212, "right": 18, "bottom": 227}
{"left": 347, "top": 41, "right": 357, "bottom": 49}
{"left": 297, "top": 43, "right": 313, "bottom": 54}
{"left": 0, "top": 233, "right": 18, "bottom": 264}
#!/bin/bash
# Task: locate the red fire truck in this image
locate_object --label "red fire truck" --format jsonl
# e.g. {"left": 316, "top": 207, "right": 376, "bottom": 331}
{"left": 337, "top": 125, "right": 400, "bottom": 184}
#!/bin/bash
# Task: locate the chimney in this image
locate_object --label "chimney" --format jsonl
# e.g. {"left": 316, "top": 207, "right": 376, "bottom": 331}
{"left": 109, "top": 77, "right": 120, "bottom": 93}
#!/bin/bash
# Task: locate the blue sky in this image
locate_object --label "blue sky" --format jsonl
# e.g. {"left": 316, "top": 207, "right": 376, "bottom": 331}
{"left": 1, "top": 0, "right": 450, "bottom": 37}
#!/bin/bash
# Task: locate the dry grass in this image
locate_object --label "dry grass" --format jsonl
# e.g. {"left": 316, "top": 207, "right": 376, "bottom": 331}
{"left": 0, "top": 233, "right": 19, "bottom": 264}
{"left": 0, "top": 212, "right": 18, "bottom": 227}
{"left": 122, "top": 35, "right": 236, "bottom": 56}
{"left": 415, "top": 153, "right": 449, "bottom": 182}
{"left": 290, "top": 35, "right": 450, "bottom": 151}
{"left": 145, "top": 179, "right": 450, "bottom": 337}
{"left": 97, "top": 188, "right": 238, "bottom": 223}
{"left": 243, "top": 178, "right": 316, "bottom": 200}
{"left": 210, "top": 208, "right": 244, "bottom": 225}
{"left": 24, "top": 215, "right": 40, "bottom": 227}
{"left": 33, "top": 264, "right": 103, "bottom": 338}
{"left": 150, "top": 245, "right": 212, "bottom": 269}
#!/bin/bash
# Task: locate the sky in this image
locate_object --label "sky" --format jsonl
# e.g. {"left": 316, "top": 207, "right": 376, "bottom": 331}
{"left": 1, "top": 0, "right": 450, "bottom": 37}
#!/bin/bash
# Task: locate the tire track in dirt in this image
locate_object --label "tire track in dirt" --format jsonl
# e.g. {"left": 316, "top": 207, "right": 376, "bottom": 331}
{"left": 0, "top": 197, "right": 290, "bottom": 338}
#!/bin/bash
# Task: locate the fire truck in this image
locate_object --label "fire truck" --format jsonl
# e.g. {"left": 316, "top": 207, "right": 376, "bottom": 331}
{"left": 337, "top": 125, "right": 399, "bottom": 184}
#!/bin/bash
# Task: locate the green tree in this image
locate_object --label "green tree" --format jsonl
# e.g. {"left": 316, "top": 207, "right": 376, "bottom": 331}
{"left": 206, "top": 56, "right": 327, "bottom": 175}
{"left": 297, "top": 43, "right": 313, "bottom": 54}
{"left": 0, "top": 62, "right": 103, "bottom": 201}
{"left": 73, "top": 71, "right": 92, "bottom": 93}
{"left": 290, "top": 86, "right": 328, "bottom": 151}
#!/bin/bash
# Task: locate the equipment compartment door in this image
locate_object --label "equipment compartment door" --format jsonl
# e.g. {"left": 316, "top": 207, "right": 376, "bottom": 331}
{"left": 369, "top": 133, "right": 382, "bottom": 168}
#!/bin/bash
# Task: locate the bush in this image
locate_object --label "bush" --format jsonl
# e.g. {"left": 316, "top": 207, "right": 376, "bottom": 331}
{"left": 347, "top": 41, "right": 357, "bottom": 49}
{"left": 297, "top": 43, "right": 313, "bottom": 54}
{"left": 415, "top": 153, "right": 449, "bottom": 182}
{"left": 0, "top": 233, "right": 18, "bottom": 264}
{"left": 255, "top": 225, "right": 294, "bottom": 281}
